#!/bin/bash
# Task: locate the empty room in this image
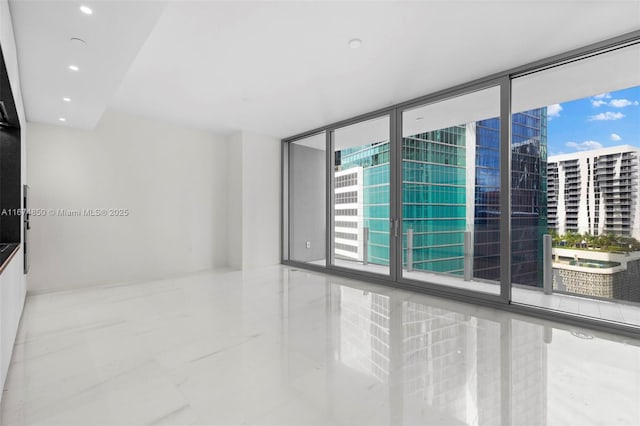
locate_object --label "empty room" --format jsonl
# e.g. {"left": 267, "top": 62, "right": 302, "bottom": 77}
{"left": 1, "top": 1, "right": 640, "bottom": 425}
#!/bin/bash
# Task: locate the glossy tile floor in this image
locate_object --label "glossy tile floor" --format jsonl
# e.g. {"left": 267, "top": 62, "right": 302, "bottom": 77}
{"left": 2, "top": 266, "right": 640, "bottom": 426}
{"left": 310, "top": 258, "right": 640, "bottom": 326}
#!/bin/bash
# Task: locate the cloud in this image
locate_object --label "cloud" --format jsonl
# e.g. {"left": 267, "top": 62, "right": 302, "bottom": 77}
{"left": 590, "top": 94, "right": 638, "bottom": 108}
{"left": 547, "top": 103, "right": 562, "bottom": 119}
{"left": 609, "top": 99, "right": 639, "bottom": 108}
{"left": 566, "top": 140, "right": 603, "bottom": 151}
{"left": 588, "top": 111, "right": 625, "bottom": 121}
{"left": 610, "top": 133, "right": 622, "bottom": 141}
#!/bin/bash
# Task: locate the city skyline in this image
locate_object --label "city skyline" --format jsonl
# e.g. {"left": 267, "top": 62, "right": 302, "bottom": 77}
{"left": 333, "top": 108, "right": 547, "bottom": 287}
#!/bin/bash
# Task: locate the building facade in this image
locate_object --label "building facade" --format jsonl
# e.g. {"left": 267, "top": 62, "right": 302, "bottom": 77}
{"left": 511, "top": 109, "right": 548, "bottom": 286}
{"left": 552, "top": 248, "right": 640, "bottom": 302}
{"left": 335, "top": 143, "right": 391, "bottom": 265}
{"left": 334, "top": 167, "right": 365, "bottom": 262}
{"left": 548, "top": 145, "right": 640, "bottom": 240}
{"left": 334, "top": 108, "right": 548, "bottom": 287}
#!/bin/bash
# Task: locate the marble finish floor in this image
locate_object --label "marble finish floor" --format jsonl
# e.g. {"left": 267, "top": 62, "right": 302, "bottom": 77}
{"left": 309, "top": 258, "right": 640, "bottom": 327}
{"left": 2, "top": 265, "right": 640, "bottom": 425}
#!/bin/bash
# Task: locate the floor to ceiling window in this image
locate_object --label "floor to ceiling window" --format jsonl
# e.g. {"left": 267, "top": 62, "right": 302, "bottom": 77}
{"left": 330, "top": 115, "right": 391, "bottom": 277}
{"left": 283, "top": 34, "right": 640, "bottom": 334}
{"left": 511, "top": 43, "right": 640, "bottom": 326}
{"left": 399, "top": 86, "right": 502, "bottom": 295}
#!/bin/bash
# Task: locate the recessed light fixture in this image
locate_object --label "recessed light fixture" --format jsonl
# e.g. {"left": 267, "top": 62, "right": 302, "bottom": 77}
{"left": 63, "top": 97, "right": 71, "bottom": 102}
{"left": 416, "top": 116, "right": 424, "bottom": 121}
{"left": 59, "top": 118, "right": 66, "bottom": 122}
{"left": 80, "top": 5, "right": 93, "bottom": 15}
{"left": 68, "top": 65, "right": 79, "bottom": 71}
{"left": 348, "top": 38, "right": 362, "bottom": 49}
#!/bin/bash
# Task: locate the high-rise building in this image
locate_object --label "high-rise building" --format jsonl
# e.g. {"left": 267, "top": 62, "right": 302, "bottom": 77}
{"left": 548, "top": 145, "right": 640, "bottom": 240}
{"left": 335, "top": 143, "right": 391, "bottom": 265}
{"left": 511, "top": 109, "right": 548, "bottom": 286}
{"left": 401, "top": 125, "right": 468, "bottom": 274}
{"left": 334, "top": 167, "right": 365, "bottom": 262}
{"left": 334, "top": 109, "right": 548, "bottom": 287}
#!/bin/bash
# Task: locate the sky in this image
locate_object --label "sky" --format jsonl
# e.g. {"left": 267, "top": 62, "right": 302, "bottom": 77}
{"left": 546, "top": 85, "right": 640, "bottom": 157}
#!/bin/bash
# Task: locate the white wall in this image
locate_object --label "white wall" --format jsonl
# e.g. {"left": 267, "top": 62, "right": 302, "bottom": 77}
{"left": 0, "top": 0, "right": 27, "bottom": 405}
{"left": 289, "top": 143, "right": 325, "bottom": 262}
{"left": 227, "top": 132, "right": 243, "bottom": 269}
{"left": 224, "top": 131, "right": 281, "bottom": 269}
{"left": 26, "top": 110, "right": 229, "bottom": 292}
{"left": 241, "top": 131, "right": 281, "bottom": 268}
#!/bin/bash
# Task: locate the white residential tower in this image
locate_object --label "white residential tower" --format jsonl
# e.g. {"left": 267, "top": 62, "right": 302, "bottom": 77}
{"left": 548, "top": 145, "right": 640, "bottom": 239}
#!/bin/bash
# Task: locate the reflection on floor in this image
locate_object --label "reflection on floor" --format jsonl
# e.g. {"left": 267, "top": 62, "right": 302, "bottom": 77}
{"left": 309, "top": 258, "right": 640, "bottom": 327}
{"left": 512, "top": 289, "right": 640, "bottom": 327}
{"left": 1, "top": 266, "right": 640, "bottom": 425}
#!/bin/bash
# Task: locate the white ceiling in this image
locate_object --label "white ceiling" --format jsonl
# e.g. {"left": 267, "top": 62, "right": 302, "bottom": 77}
{"left": 9, "top": 1, "right": 640, "bottom": 139}
{"left": 9, "top": 0, "right": 165, "bottom": 129}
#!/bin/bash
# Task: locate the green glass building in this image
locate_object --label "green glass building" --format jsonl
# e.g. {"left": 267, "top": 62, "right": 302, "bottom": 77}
{"left": 335, "top": 109, "right": 547, "bottom": 287}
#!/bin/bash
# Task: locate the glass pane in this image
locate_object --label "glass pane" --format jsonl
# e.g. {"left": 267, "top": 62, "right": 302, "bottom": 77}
{"left": 511, "top": 43, "right": 640, "bottom": 327}
{"left": 332, "top": 116, "right": 390, "bottom": 275}
{"left": 401, "top": 86, "right": 501, "bottom": 295}
{"left": 511, "top": 108, "right": 548, "bottom": 287}
{"left": 289, "top": 133, "right": 326, "bottom": 264}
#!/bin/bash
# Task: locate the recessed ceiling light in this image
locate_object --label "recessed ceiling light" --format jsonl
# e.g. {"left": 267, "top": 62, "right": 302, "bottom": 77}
{"left": 68, "top": 65, "right": 79, "bottom": 71}
{"left": 416, "top": 116, "right": 424, "bottom": 121}
{"left": 80, "top": 5, "right": 93, "bottom": 15}
{"left": 59, "top": 118, "right": 66, "bottom": 122}
{"left": 63, "top": 97, "right": 71, "bottom": 102}
{"left": 348, "top": 38, "right": 362, "bottom": 49}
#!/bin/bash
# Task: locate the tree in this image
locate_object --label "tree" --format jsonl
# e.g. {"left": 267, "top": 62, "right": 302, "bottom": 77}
{"left": 551, "top": 232, "right": 640, "bottom": 253}
{"left": 585, "top": 232, "right": 598, "bottom": 249}
{"left": 565, "top": 231, "right": 580, "bottom": 248}
{"left": 597, "top": 233, "right": 616, "bottom": 250}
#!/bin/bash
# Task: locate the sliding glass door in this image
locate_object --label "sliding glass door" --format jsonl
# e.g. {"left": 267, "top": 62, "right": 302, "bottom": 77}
{"left": 510, "top": 43, "right": 640, "bottom": 326}
{"left": 287, "top": 85, "right": 510, "bottom": 300}
{"left": 398, "top": 85, "right": 503, "bottom": 296}
{"left": 330, "top": 115, "right": 392, "bottom": 277}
